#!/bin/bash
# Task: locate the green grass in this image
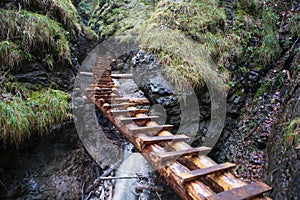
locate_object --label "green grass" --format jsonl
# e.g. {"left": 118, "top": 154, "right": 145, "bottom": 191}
{"left": 0, "top": 9, "right": 71, "bottom": 70}
{"left": 0, "top": 41, "right": 22, "bottom": 70}
{"left": 0, "top": 82, "right": 71, "bottom": 145}
{"left": 285, "top": 117, "right": 300, "bottom": 149}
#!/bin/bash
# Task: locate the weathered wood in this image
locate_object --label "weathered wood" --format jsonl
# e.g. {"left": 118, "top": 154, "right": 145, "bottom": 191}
{"left": 94, "top": 94, "right": 123, "bottom": 99}
{"left": 118, "top": 116, "right": 160, "bottom": 124}
{"left": 85, "top": 69, "right": 272, "bottom": 200}
{"left": 206, "top": 182, "right": 272, "bottom": 200}
{"left": 157, "top": 147, "right": 211, "bottom": 163}
{"left": 178, "top": 162, "right": 236, "bottom": 183}
{"left": 137, "top": 134, "right": 189, "bottom": 148}
{"left": 129, "top": 124, "right": 174, "bottom": 135}
{"left": 110, "top": 109, "right": 148, "bottom": 115}
{"left": 110, "top": 74, "right": 133, "bottom": 79}
{"left": 89, "top": 84, "right": 118, "bottom": 88}
{"left": 103, "top": 103, "right": 137, "bottom": 109}
{"left": 80, "top": 71, "right": 93, "bottom": 76}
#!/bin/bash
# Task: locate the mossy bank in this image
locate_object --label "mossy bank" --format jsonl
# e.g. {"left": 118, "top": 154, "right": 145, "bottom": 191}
{"left": 0, "top": 0, "right": 98, "bottom": 145}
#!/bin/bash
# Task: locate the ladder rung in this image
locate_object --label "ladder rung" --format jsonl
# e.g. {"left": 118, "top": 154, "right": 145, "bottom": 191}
{"left": 138, "top": 134, "right": 189, "bottom": 145}
{"left": 113, "top": 97, "right": 131, "bottom": 102}
{"left": 129, "top": 125, "right": 174, "bottom": 134}
{"left": 93, "top": 67, "right": 111, "bottom": 72}
{"left": 206, "top": 182, "right": 272, "bottom": 200}
{"left": 110, "top": 109, "right": 148, "bottom": 115}
{"left": 129, "top": 98, "right": 150, "bottom": 104}
{"left": 178, "top": 162, "right": 236, "bottom": 183}
{"left": 103, "top": 103, "right": 137, "bottom": 109}
{"left": 87, "top": 88, "right": 113, "bottom": 92}
{"left": 110, "top": 74, "right": 133, "bottom": 79}
{"left": 97, "top": 80, "right": 114, "bottom": 83}
{"left": 119, "top": 116, "right": 160, "bottom": 124}
{"left": 113, "top": 98, "right": 149, "bottom": 104}
{"left": 95, "top": 94, "right": 122, "bottom": 99}
{"left": 90, "top": 84, "right": 118, "bottom": 88}
{"left": 80, "top": 72, "right": 93, "bottom": 76}
{"left": 158, "top": 147, "right": 211, "bottom": 162}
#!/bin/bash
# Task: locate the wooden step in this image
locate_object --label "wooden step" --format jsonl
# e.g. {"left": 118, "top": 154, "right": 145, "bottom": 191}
{"left": 79, "top": 71, "right": 93, "bottom": 76}
{"left": 129, "top": 125, "right": 174, "bottom": 135}
{"left": 110, "top": 109, "right": 148, "bottom": 115}
{"left": 138, "top": 134, "right": 189, "bottom": 146}
{"left": 158, "top": 147, "right": 211, "bottom": 163}
{"left": 178, "top": 162, "right": 236, "bottom": 183}
{"left": 206, "top": 182, "right": 272, "bottom": 200}
{"left": 95, "top": 94, "right": 122, "bottom": 98}
{"left": 103, "top": 103, "right": 137, "bottom": 109}
{"left": 87, "top": 88, "right": 113, "bottom": 92}
{"left": 110, "top": 74, "right": 133, "bottom": 79}
{"left": 113, "top": 97, "right": 149, "bottom": 104}
{"left": 119, "top": 116, "right": 160, "bottom": 124}
{"left": 93, "top": 67, "right": 111, "bottom": 71}
{"left": 89, "top": 84, "right": 118, "bottom": 88}
{"left": 129, "top": 98, "right": 150, "bottom": 104}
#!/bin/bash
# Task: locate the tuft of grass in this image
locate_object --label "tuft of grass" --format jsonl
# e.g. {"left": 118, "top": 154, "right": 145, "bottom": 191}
{"left": 134, "top": 0, "right": 238, "bottom": 88}
{"left": 20, "top": 0, "right": 82, "bottom": 35}
{"left": 289, "top": 13, "right": 300, "bottom": 37}
{"left": 257, "top": 9, "right": 281, "bottom": 65}
{"left": 0, "top": 82, "right": 71, "bottom": 145}
{"left": 285, "top": 117, "right": 300, "bottom": 149}
{"left": 0, "top": 41, "right": 22, "bottom": 70}
{"left": 0, "top": 9, "right": 71, "bottom": 70}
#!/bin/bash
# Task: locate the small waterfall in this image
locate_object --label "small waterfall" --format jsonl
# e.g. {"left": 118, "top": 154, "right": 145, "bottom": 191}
{"left": 112, "top": 144, "right": 153, "bottom": 200}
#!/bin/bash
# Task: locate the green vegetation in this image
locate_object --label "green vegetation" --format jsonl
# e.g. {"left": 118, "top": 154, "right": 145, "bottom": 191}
{"left": 0, "top": 9, "right": 71, "bottom": 70}
{"left": 285, "top": 117, "right": 300, "bottom": 149}
{"left": 135, "top": 0, "right": 236, "bottom": 89}
{"left": 0, "top": 82, "right": 71, "bottom": 145}
{"left": 0, "top": 41, "right": 22, "bottom": 70}
{"left": 257, "top": 9, "right": 281, "bottom": 65}
{"left": 0, "top": 0, "right": 98, "bottom": 145}
{"left": 20, "top": 0, "right": 82, "bottom": 35}
{"left": 89, "top": 0, "right": 155, "bottom": 37}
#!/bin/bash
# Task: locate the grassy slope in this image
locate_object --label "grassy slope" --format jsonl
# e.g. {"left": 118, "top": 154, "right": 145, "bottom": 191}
{"left": 0, "top": 0, "right": 97, "bottom": 145}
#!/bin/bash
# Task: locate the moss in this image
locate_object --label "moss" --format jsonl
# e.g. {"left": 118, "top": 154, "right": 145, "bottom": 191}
{"left": 255, "top": 80, "right": 272, "bottom": 96}
{"left": 0, "top": 9, "right": 71, "bottom": 70}
{"left": 0, "top": 82, "right": 71, "bottom": 145}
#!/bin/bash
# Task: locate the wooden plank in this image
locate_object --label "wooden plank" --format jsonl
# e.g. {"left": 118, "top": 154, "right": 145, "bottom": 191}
{"left": 94, "top": 94, "right": 122, "bottom": 99}
{"left": 158, "top": 147, "right": 211, "bottom": 163}
{"left": 80, "top": 71, "right": 93, "bottom": 76}
{"left": 103, "top": 103, "right": 137, "bottom": 109}
{"left": 110, "top": 109, "right": 148, "bottom": 115}
{"left": 110, "top": 74, "right": 133, "bottom": 79}
{"left": 119, "top": 116, "right": 160, "bottom": 124}
{"left": 86, "top": 88, "right": 113, "bottom": 92}
{"left": 129, "top": 125, "right": 174, "bottom": 134}
{"left": 178, "top": 162, "right": 236, "bottom": 183}
{"left": 129, "top": 98, "right": 150, "bottom": 104}
{"left": 138, "top": 134, "right": 189, "bottom": 145}
{"left": 89, "top": 84, "right": 118, "bottom": 88}
{"left": 113, "top": 97, "right": 149, "bottom": 104}
{"left": 206, "top": 182, "right": 272, "bottom": 200}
